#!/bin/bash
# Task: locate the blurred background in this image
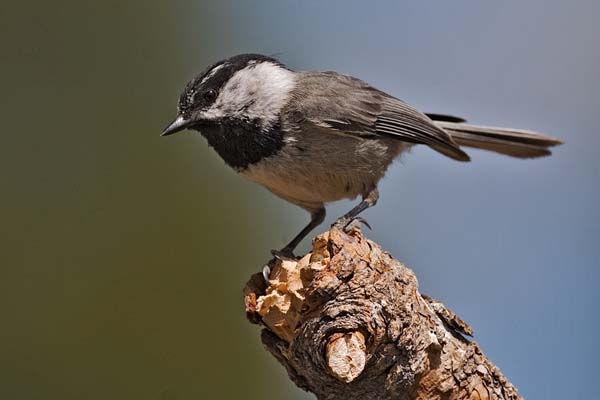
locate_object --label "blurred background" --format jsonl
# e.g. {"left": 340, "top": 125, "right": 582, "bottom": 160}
{"left": 1, "top": 1, "right": 598, "bottom": 399}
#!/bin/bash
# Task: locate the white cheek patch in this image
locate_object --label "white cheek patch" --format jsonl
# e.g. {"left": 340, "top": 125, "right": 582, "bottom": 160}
{"left": 198, "top": 107, "right": 224, "bottom": 121}
{"left": 204, "top": 62, "right": 296, "bottom": 128}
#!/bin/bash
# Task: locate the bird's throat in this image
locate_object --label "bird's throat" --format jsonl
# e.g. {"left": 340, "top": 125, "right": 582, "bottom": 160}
{"left": 198, "top": 119, "right": 284, "bottom": 170}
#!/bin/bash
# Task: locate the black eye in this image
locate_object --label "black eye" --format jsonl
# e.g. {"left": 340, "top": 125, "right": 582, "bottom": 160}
{"left": 203, "top": 89, "right": 217, "bottom": 102}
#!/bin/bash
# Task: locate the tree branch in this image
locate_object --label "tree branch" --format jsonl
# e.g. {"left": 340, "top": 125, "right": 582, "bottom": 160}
{"left": 244, "top": 227, "right": 522, "bottom": 400}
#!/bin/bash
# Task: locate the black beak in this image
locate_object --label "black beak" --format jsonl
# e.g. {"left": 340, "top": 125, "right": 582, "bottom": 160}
{"left": 161, "top": 116, "right": 191, "bottom": 136}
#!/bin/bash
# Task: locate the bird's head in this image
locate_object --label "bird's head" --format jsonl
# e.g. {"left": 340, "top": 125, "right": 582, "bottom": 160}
{"left": 162, "top": 54, "right": 296, "bottom": 137}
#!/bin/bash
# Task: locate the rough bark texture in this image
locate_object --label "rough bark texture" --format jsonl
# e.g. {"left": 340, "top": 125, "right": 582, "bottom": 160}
{"left": 244, "top": 227, "right": 522, "bottom": 400}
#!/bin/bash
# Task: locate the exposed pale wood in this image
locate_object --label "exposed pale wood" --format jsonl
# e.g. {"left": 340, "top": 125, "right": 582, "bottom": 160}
{"left": 244, "top": 227, "right": 522, "bottom": 400}
{"left": 326, "top": 331, "right": 366, "bottom": 383}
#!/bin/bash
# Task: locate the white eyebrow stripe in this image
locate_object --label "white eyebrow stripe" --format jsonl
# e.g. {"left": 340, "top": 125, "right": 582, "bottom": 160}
{"left": 200, "top": 63, "right": 226, "bottom": 85}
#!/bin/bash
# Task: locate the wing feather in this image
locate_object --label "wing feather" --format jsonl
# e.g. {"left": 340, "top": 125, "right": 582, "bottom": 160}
{"left": 290, "top": 72, "right": 470, "bottom": 161}
{"left": 375, "top": 97, "right": 470, "bottom": 161}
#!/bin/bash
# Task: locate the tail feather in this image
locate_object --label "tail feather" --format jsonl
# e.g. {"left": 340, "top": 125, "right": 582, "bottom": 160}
{"left": 435, "top": 121, "right": 563, "bottom": 159}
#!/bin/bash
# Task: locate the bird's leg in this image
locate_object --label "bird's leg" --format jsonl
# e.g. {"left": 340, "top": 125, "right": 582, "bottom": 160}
{"left": 333, "top": 187, "right": 379, "bottom": 232}
{"left": 265, "top": 208, "right": 326, "bottom": 283}
{"left": 271, "top": 207, "right": 326, "bottom": 259}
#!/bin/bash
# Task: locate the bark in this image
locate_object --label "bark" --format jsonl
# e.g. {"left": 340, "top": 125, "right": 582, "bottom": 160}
{"left": 244, "top": 227, "right": 522, "bottom": 400}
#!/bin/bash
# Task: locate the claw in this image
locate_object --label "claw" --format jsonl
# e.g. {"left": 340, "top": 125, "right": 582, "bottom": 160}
{"left": 270, "top": 248, "right": 296, "bottom": 260}
{"left": 353, "top": 217, "right": 372, "bottom": 230}
{"left": 265, "top": 248, "right": 297, "bottom": 285}
{"left": 262, "top": 265, "right": 271, "bottom": 284}
{"left": 332, "top": 216, "right": 372, "bottom": 232}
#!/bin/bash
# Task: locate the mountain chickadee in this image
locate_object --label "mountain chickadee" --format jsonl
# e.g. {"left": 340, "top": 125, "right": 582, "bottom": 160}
{"left": 163, "top": 54, "right": 562, "bottom": 257}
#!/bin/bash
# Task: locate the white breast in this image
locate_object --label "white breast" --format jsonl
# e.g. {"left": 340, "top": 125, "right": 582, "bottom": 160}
{"left": 242, "top": 129, "right": 408, "bottom": 212}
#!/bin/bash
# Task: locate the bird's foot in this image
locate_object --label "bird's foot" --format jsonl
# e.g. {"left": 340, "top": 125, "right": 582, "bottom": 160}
{"left": 270, "top": 247, "right": 297, "bottom": 260}
{"left": 263, "top": 247, "right": 298, "bottom": 284}
{"left": 332, "top": 216, "right": 372, "bottom": 232}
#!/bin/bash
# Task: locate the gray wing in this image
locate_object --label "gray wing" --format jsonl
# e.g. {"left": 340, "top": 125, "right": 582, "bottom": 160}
{"left": 291, "top": 72, "right": 470, "bottom": 161}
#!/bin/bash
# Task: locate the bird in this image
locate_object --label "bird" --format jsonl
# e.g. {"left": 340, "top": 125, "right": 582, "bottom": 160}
{"left": 162, "top": 53, "right": 562, "bottom": 258}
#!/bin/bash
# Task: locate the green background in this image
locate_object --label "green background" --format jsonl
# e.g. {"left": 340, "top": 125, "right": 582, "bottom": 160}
{"left": 1, "top": 2, "right": 296, "bottom": 399}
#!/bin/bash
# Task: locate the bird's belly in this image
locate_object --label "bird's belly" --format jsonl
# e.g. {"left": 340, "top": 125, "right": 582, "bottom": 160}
{"left": 241, "top": 134, "right": 407, "bottom": 211}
